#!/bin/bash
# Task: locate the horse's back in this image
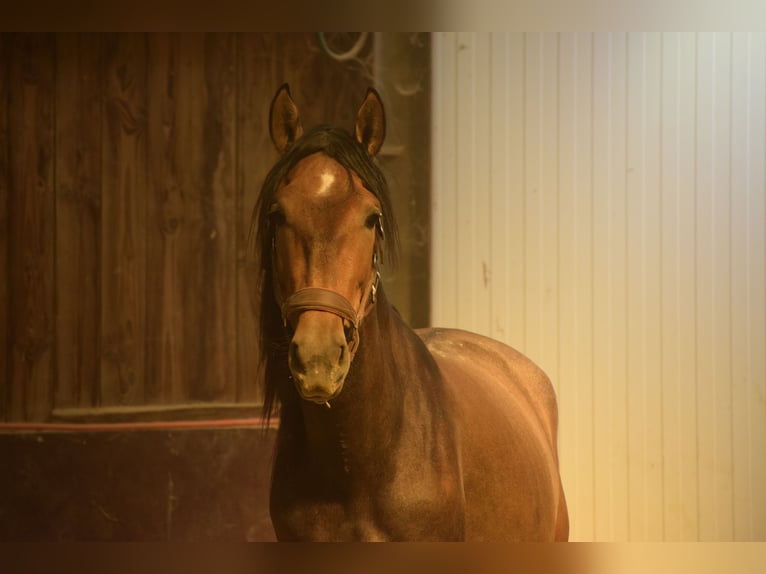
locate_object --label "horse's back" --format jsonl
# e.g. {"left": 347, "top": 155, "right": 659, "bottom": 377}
{"left": 417, "top": 327, "right": 568, "bottom": 541}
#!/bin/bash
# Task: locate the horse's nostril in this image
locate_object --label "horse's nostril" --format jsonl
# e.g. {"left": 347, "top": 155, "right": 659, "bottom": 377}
{"left": 289, "top": 341, "right": 303, "bottom": 370}
{"left": 338, "top": 344, "right": 346, "bottom": 364}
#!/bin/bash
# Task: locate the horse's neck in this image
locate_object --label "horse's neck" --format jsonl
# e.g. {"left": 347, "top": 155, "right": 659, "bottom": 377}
{"left": 292, "top": 290, "right": 432, "bottom": 476}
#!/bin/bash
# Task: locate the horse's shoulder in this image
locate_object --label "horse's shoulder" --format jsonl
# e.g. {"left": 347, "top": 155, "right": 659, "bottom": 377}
{"left": 415, "top": 327, "right": 558, "bottom": 431}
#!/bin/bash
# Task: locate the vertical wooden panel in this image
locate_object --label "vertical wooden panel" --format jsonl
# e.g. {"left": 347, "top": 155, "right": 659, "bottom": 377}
{"left": 592, "top": 31, "right": 612, "bottom": 541}
{"left": 745, "top": 32, "right": 766, "bottom": 542}
{"left": 676, "top": 32, "right": 702, "bottom": 541}
{"left": 644, "top": 32, "right": 665, "bottom": 541}
{"left": 529, "top": 32, "right": 559, "bottom": 390}
{"left": 575, "top": 32, "right": 595, "bottom": 541}
{"left": 0, "top": 34, "right": 10, "bottom": 420}
{"left": 730, "top": 31, "right": 751, "bottom": 541}
{"left": 7, "top": 34, "right": 56, "bottom": 421}
{"left": 626, "top": 32, "right": 666, "bottom": 540}
{"left": 455, "top": 32, "right": 491, "bottom": 334}
{"left": 236, "top": 34, "right": 276, "bottom": 404}
{"left": 695, "top": 32, "right": 716, "bottom": 540}
{"left": 500, "top": 33, "right": 526, "bottom": 349}
{"left": 696, "top": 32, "right": 735, "bottom": 541}
{"left": 557, "top": 31, "right": 579, "bottom": 537}
{"left": 558, "top": 32, "right": 596, "bottom": 541}
{"left": 431, "top": 32, "right": 458, "bottom": 327}
{"left": 54, "top": 33, "right": 102, "bottom": 410}
{"left": 560, "top": 32, "right": 583, "bottom": 538}
{"left": 455, "top": 32, "right": 473, "bottom": 331}
{"left": 488, "top": 33, "right": 506, "bottom": 341}
{"left": 144, "top": 34, "right": 184, "bottom": 404}
{"left": 540, "top": 33, "right": 559, "bottom": 392}
{"left": 729, "top": 31, "right": 766, "bottom": 541}
{"left": 710, "top": 32, "right": 734, "bottom": 541}
{"left": 660, "top": 32, "right": 701, "bottom": 541}
{"left": 591, "top": 31, "right": 632, "bottom": 541}
{"left": 607, "top": 32, "right": 631, "bottom": 541}
{"left": 145, "top": 34, "right": 237, "bottom": 404}
{"left": 191, "top": 33, "right": 237, "bottom": 401}
{"left": 101, "top": 34, "right": 147, "bottom": 406}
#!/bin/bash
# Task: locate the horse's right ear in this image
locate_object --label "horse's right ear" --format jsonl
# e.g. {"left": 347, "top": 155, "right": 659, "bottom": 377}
{"left": 355, "top": 87, "right": 385, "bottom": 156}
{"left": 269, "top": 83, "right": 304, "bottom": 154}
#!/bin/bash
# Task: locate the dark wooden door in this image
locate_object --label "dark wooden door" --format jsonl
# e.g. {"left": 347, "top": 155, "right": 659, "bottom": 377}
{"left": 0, "top": 33, "right": 383, "bottom": 423}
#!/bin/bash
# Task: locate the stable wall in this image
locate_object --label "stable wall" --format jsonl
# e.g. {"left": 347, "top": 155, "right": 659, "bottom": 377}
{"left": 431, "top": 32, "right": 766, "bottom": 541}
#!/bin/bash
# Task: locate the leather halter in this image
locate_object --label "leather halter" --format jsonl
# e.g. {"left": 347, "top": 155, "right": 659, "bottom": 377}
{"left": 279, "top": 258, "right": 381, "bottom": 358}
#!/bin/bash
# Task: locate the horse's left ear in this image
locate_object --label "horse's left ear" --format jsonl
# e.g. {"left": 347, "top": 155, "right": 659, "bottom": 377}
{"left": 355, "top": 88, "right": 386, "bottom": 156}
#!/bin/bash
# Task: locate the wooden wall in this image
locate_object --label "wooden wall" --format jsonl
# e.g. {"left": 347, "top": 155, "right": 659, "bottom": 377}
{"left": 0, "top": 33, "right": 377, "bottom": 423}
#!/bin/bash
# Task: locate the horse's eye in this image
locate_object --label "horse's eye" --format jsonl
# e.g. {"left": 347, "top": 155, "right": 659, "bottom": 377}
{"left": 365, "top": 212, "right": 382, "bottom": 230}
{"left": 269, "top": 205, "right": 286, "bottom": 226}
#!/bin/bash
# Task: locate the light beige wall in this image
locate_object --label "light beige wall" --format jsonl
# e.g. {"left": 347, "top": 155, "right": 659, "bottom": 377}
{"left": 431, "top": 32, "right": 766, "bottom": 541}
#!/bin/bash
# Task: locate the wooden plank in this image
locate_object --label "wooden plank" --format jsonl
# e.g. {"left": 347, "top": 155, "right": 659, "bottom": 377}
{"left": 745, "top": 32, "right": 766, "bottom": 542}
{"left": 695, "top": 31, "right": 716, "bottom": 541}
{"left": 675, "top": 31, "right": 701, "bottom": 541}
{"left": 502, "top": 33, "right": 526, "bottom": 350}
{"left": 431, "top": 32, "right": 459, "bottom": 328}
{"left": 728, "top": 31, "right": 766, "bottom": 541}
{"left": 189, "top": 33, "right": 237, "bottom": 401}
{"left": 641, "top": 32, "right": 664, "bottom": 541}
{"left": 709, "top": 32, "right": 734, "bottom": 541}
{"left": 455, "top": 32, "right": 491, "bottom": 335}
{"left": 660, "top": 32, "right": 701, "bottom": 541}
{"left": 592, "top": 31, "right": 634, "bottom": 541}
{"left": 144, "top": 33, "right": 183, "bottom": 404}
{"left": 591, "top": 31, "right": 612, "bottom": 541}
{"left": 625, "top": 31, "right": 648, "bottom": 540}
{"left": 695, "top": 31, "right": 737, "bottom": 541}
{"left": 557, "top": 31, "right": 578, "bottom": 538}
{"left": 236, "top": 33, "right": 282, "bottom": 404}
{"left": 522, "top": 32, "right": 543, "bottom": 363}
{"left": 607, "top": 31, "right": 630, "bottom": 542}
{"left": 0, "top": 34, "right": 10, "bottom": 421}
{"left": 144, "top": 34, "right": 238, "bottom": 404}
{"left": 574, "top": 32, "right": 595, "bottom": 541}
{"left": 539, "top": 32, "right": 559, "bottom": 392}
{"left": 624, "top": 31, "right": 666, "bottom": 541}
{"left": 54, "top": 33, "right": 102, "bottom": 410}
{"left": 730, "top": 31, "right": 751, "bottom": 541}
{"left": 7, "top": 34, "right": 56, "bottom": 421}
{"left": 455, "top": 32, "right": 476, "bottom": 333}
{"left": 101, "top": 34, "right": 147, "bottom": 407}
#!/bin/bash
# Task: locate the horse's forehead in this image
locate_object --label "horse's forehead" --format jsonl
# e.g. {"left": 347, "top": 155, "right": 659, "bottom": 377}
{"left": 280, "top": 153, "right": 370, "bottom": 208}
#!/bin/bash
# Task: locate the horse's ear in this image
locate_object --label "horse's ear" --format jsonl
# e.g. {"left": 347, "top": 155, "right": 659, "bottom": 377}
{"left": 269, "top": 83, "right": 304, "bottom": 154}
{"left": 355, "top": 87, "right": 386, "bottom": 157}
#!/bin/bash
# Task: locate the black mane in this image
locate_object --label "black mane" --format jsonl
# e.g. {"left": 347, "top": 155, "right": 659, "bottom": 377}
{"left": 248, "top": 125, "right": 400, "bottom": 421}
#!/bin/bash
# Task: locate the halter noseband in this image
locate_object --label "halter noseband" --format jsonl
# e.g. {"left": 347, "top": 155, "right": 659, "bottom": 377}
{"left": 279, "top": 263, "right": 380, "bottom": 358}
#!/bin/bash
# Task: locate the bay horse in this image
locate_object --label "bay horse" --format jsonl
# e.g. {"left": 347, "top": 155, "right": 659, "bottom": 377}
{"left": 250, "top": 84, "right": 569, "bottom": 541}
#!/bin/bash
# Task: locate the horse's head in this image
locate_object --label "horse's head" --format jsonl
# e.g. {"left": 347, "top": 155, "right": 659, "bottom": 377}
{"left": 265, "top": 84, "right": 388, "bottom": 405}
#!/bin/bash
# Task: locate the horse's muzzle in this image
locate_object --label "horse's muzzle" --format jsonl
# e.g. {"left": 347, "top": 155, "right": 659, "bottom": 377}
{"left": 288, "top": 310, "right": 351, "bottom": 403}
